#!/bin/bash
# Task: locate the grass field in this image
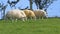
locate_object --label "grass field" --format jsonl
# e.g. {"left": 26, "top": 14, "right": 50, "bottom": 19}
{"left": 0, "top": 18, "right": 60, "bottom": 34}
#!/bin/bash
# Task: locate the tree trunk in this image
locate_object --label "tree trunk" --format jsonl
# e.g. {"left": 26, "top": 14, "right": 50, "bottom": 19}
{"left": 30, "top": 0, "right": 32, "bottom": 10}
{"left": 3, "top": 10, "right": 5, "bottom": 19}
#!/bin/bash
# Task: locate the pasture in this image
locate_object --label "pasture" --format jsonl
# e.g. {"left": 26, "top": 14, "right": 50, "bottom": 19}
{"left": 0, "top": 18, "right": 60, "bottom": 34}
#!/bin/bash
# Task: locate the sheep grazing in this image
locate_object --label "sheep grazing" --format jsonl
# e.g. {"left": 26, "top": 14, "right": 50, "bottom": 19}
{"left": 33, "top": 9, "right": 48, "bottom": 19}
{"left": 23, "top": 9, "right": 36, "bottom": 20}
{"left": 5, "top": 9, "right": 27, "bottom": 21}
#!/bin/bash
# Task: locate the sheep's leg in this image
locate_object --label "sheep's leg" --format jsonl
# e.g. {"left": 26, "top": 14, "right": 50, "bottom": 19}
{"left": 30, "top": 17, "right": 33, "bottom": 20}
{"left": 33, "top": 16, "right": 36, "bottom": 21}
{"left": 39, "top": 16, "right": 40, "bottom": 20}
{"left": 21, "top": 17, "right": 25, "bottom": 21}
{"left": 25, "top": 17, "right": 27, "bottom": 21}
{"left": 10, "top": 18, "right": 14, "bottom": 23}
{"left": 15, "top": 19, "right": 18, "bottom": 22}
{"left": 42, "top": 17, "right": 43, "bottom": 20}
{"left": 22, "top": 17, "right": 27, "bottom": 21}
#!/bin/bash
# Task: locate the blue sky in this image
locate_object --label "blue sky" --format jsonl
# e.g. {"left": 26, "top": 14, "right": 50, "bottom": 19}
{"left": 0, "top": 0, "right": 60, "bottom": 19}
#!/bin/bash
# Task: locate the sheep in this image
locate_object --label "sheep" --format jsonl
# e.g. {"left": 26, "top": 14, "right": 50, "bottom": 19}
{"left": 40, "top": 9, "right": 48, "bottom": 18}
{"left": 5, "top": 9, "right": 27, "bottom": 22}
{"left": 33, "top": 9, "right": 48, "bottom": 19}
{"left": 23, "top": 9, "right": 36, "bottom": 20}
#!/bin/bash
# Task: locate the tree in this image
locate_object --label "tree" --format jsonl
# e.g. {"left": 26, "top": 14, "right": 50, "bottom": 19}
{"left": 29, "top": 0, "right": 33, "bottom": 10}
{"left": 0, "top": 2, "right": 8, "bottom": 19}
{"left": 29, "top": 0, "right": 56, "bottom": 11}
{"left": 7, "top": 0, "right": 20, "bottom": 8}
{"left": 34, "top": 0, "right": 56, "bottom": 11}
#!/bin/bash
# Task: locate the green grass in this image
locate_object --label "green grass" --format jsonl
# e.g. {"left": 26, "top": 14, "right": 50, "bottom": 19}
{"left": 0, "top": 18, "right": 60, "bottom": 34}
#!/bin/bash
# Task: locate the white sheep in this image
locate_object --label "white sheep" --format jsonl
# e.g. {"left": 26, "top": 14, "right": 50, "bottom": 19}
{"left": 5, "top": 9, "right": 27, "bottom": 21}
